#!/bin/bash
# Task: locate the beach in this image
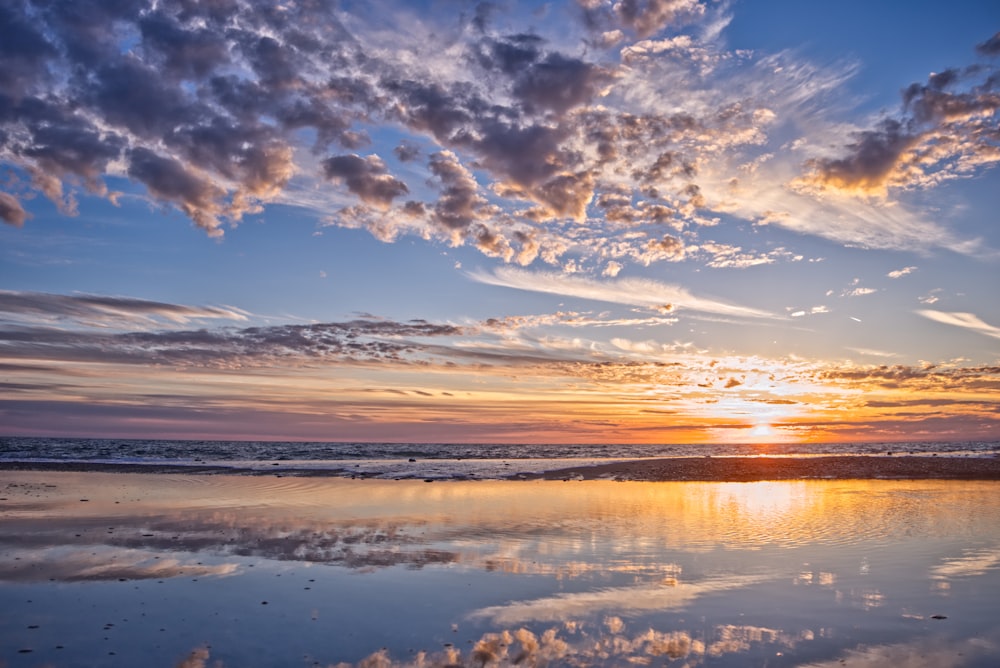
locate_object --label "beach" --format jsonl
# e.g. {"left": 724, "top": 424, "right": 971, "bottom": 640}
{"left": 2, "top": 466, "right": 1000, "bottom": 667}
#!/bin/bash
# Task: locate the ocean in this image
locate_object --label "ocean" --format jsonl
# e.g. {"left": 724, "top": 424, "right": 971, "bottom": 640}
{"left": 2, "top": 436, "right": 997, "bottom": 479}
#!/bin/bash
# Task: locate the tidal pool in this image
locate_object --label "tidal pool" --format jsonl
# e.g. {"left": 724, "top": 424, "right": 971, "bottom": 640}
{"left": 1, "top": 472, "right": 998, "bottom": 666}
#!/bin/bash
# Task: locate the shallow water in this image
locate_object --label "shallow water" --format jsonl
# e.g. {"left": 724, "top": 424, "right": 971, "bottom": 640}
{"left": 1, "top": 473, "right": 999, "bottom": 666}
{"left": 3, "top": 436, "right": 998, "bottom": 479}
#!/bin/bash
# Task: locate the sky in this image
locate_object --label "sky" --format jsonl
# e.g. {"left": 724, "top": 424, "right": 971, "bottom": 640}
{"left": 1, "top": 0, "right": 999, "bottom": 445}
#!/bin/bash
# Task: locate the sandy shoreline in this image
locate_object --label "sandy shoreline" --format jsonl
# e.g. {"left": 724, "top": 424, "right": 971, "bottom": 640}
{"left": 2, "top": 454, "right": 1000, "bottom": 481}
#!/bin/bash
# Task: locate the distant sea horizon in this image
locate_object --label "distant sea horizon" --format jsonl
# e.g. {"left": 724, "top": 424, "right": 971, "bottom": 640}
{"left": 3, "top": 436, "right": 998, "bottom": 480}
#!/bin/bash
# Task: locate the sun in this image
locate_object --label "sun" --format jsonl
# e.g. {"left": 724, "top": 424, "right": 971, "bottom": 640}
{"left": 749, "top": 423, "right": 775, "bottom": 440}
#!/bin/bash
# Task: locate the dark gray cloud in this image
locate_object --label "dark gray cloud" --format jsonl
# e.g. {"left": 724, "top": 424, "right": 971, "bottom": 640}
{"left": 21, "top": 107, "right": 127, "bottom": 199}
{"left": 38, "top": 0, "right": 145, "bottom": 68}
{"left": 903, "top": 80, "right": 1000, "bottom": 125}
{"left": 92, "top": 58, "right": 204, "bottom": 140}
{"left": 577, "top": 0, "right": 704, "bottom": 39}
{"left": 138, "top": 10, "right": 230, "bottom": 81}
{"left": 0, "top": 192, "right": 27, "bottom": 226}
{"left": 393, "top": 141, "right": 421, "bottom": 162}
{"left": 428, "top": 150, "right": 487, "bottom": 231}
{"left": 0, "top": 0, "right": 367, "bottom": 231}
{"left": 512, "top": 52, "right": 610, "bottom": 116}
{"left": 0, "top": 0, "right": 620, "bottom": 243}
{"left": 0, "top": 2, "right": 56, "bottom": 97}
{"left": 127, "top": 147, "right": 227, "bottom": 235}
{"left": 804, "top": 63, "right": 1000, "bottom": 194}
{"left": 805, "top": 119, "right": 919, "bottom": 192}
{"left": 976, "top": 31, "right": 1000, "bottom": 56}
{"left": 322, "top": 154, "right": 409, "bottom": 208}
{"left": 474, "top": 33, "right": 544, "bottom": 75}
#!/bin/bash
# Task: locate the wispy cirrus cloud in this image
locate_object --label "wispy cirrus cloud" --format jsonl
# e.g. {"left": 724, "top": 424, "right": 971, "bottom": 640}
{"left": 469, "top": 267, "right": 775, "bottom": 318}
{"left": 0, "top": 290, "right": 249, "bottom": 329}
{"left": 917, "top": 310, "right": 1000, "bottom": 340}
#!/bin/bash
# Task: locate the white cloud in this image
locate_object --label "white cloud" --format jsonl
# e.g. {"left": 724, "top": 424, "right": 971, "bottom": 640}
{"left": 846, "top": 347, "right": 899, "bottom": 358}
{"left": 887, "top": 266, "right": 917, "bottom": 278}
{"left": 469, "top": 267, "right": 775, "bottom": 318}
{"left": 917, "top": 310, "right": 1000, "bottom": 340}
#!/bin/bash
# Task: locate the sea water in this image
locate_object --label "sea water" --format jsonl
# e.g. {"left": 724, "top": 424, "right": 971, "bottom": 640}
{"left": 1, "top": 473, "right": 999, "bottom": 666}
{"left": 2, "top": 436, "right": 998, "bottom": 479}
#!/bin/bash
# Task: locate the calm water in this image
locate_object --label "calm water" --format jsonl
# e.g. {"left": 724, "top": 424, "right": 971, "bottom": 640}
{"left": 1, "top": 473, "right": 999, "bottom": 666}
{"left": 3, "top": 437, "right": 999, "bottom": 479}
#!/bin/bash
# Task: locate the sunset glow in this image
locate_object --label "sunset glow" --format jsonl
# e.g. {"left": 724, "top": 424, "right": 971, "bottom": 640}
{"left": 1, "top": 0, "right": 998, "bottom": 444}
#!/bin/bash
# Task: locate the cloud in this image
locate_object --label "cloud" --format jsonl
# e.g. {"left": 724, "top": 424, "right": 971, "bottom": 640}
{"left": 428, "top": 150, "right": 489, "bottom": 232}
{"left": 846, "top": 347, "right": 899, "bottom": 359}
{"left": 801, "top": 119, "right": 919, "bottom": 195}
{"left": 2, "top": 0, "right": 994, "bottom": 267}
{"left": 469, "top": 267, "right": 775, "bottom": 318}
{"left": 127, "top": 147, "right": 227, "bottom": 236}
{"left": 0, "top": 303, "right": 465, "bottom": 368}
{"left": 887, "top": 266, "right": 917, "bottom": 279}
{"left": 578, "top": 0, "right": 707, "bottom": 40}
{"left": 322, "top": 154, "right": 409, "bottom": 209}
{"left": 0, "top": 290, "right": 249, "bottom": 329}
{"left": 917, "top": 310, "right": 1000, "bottom": 340}
{"left": 646, "top": 234, "right": 686, "bottom": 261}
{"left": 799, "top": 66, "right": 1000, "bottom": 197}
{"left": 977, "top": 31, "right": 1000, "bottom": 56}
{"left": 0, "top": 192, "right": 27, "bottom": 226}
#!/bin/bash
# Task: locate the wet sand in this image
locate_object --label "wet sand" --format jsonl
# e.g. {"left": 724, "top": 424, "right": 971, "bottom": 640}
{"left": 2, "top": 454, "right": 1000, "bottom": 481}
{"left": 530, "top": 454, "right": 1000, "bottom": 481}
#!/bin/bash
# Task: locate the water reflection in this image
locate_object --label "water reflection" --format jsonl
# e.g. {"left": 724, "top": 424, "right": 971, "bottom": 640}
{"left": 468, "top": 574, "right": 772, "bottom": 624}
{"left": 1, "top": 473, "right": 999, "bottom": 666}
{"left": 0, "top": 545, "right": 237, "bottom": 582}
